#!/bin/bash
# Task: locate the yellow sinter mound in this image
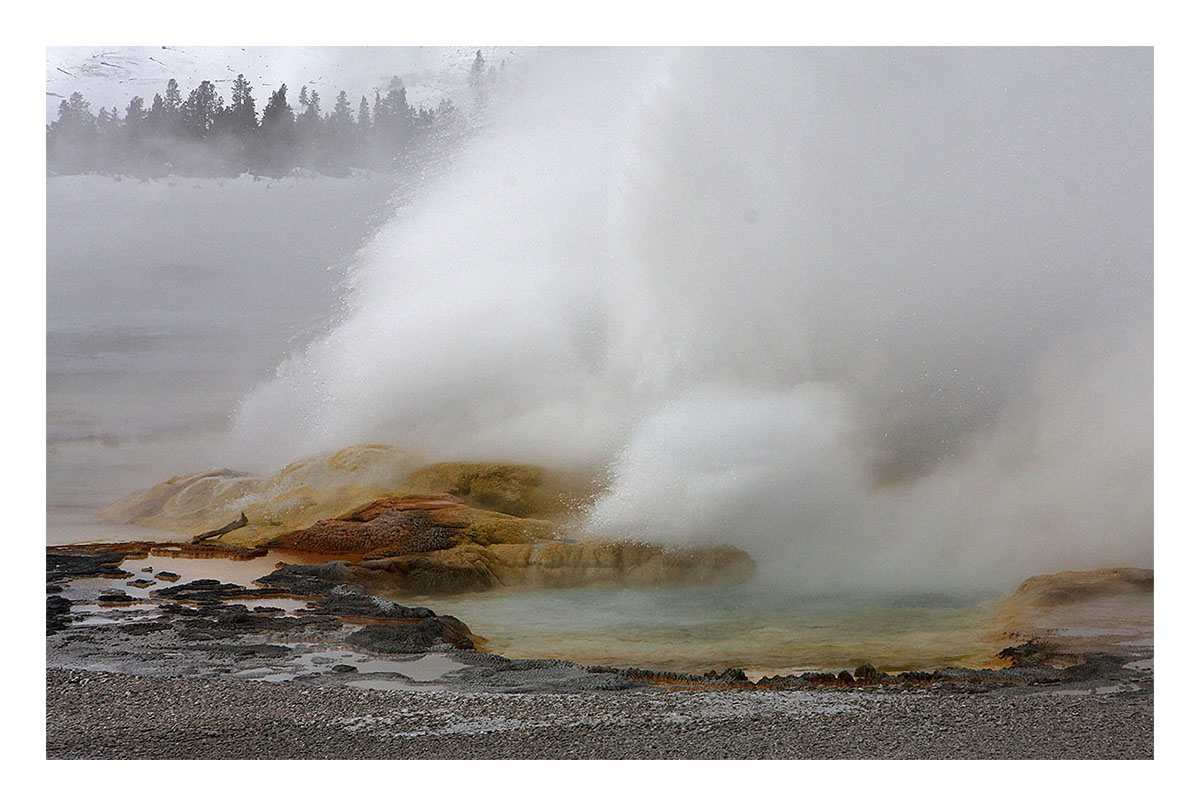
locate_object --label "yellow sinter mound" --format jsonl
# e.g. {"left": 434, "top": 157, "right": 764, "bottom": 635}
{"left": 99, "top": 445, "right": 429, "bottom": 545}
{"left": 98, "top": 445, "right": 755, "bottom": 593}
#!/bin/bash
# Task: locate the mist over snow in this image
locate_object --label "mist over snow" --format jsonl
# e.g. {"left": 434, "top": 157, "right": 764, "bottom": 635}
{"left": 224, "top": 48, "right": 1152, "bottom": 593}
{"left": 46, "top": 45, "right": 509, "bottom": 121}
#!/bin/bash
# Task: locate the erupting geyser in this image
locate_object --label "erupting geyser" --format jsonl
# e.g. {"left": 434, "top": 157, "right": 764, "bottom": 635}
{"left": 228, "top": 48, "right": 1152, "bottom": 593}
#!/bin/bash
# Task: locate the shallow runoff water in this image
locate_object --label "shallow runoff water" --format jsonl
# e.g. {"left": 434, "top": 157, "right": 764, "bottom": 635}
{"left": 411, "top": 584, "right": 1005, "bottom": 676}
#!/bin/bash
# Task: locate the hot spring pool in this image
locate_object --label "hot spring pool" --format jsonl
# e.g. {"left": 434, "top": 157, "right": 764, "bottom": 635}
{"left": 406, "top": 584, "right": 1010, "bottom": 678}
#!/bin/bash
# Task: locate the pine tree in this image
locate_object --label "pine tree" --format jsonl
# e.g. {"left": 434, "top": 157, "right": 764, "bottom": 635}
{"left": 325, "top": 90, "right": 355, "bottom": 175}
{"left": 48, "top": 66, "right": 467, "bottom": 178}
{"left": 181, "top": 80, "right": 223, "bottom": 137}
{"left": 47, "top": 92, "right": 98, "bottom": 173}
{"left": 158, "top": 78, "right": 184, "bottom": 138}
{"left": 146, "top": 93, "right": 166, "bottom": 129}
{"left": 215, "top": 74, "right": 258, "bottom": 174}
{"left": 163, "top": 78, "right": 182, "bottom": 113}
{"left": 294, "top": 85, "right": 324, "bottom": 170}
{"left": 92, "top": 106, "right": 121, "bottom": 172}
{"left": 228, "top": 74, "right": 257, "bottom": 133}
{"left": 383, "top": 76, "right": 409, "bottom": 118}
{"left": 470, "top": 50, "right": 485, "bottom": 86}
{"left": 259, "top": 83, "right": 296, "bottom": 175}
{"left": 57, "top": 92, "right": 94, "bottom": 130}
{"left": 125, "top": 96, "right": 145, "bottom": 124}
{"left": 371, "top": 76, "right": 413, "bottom": 170}
{"left": 355, "top": 95, "right": 372, "bottom": 169}
{"left": 119, "top": 96, "right": 148, "bottom": 174}
{"left": 332, "top": 91, "right": 352, "bottom": 126}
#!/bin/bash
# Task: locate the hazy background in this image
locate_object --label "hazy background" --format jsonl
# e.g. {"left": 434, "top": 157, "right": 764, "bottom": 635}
{"left": 46, "top": 45, "right": 511, "bottom": 120}
{"left": 48, "top": 47, "right": 1152, "bottom": 592}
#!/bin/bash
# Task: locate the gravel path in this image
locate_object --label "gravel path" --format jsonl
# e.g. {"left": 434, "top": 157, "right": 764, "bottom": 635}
{"left": 46, "top": 668, "right": 1152, "bottom": 759}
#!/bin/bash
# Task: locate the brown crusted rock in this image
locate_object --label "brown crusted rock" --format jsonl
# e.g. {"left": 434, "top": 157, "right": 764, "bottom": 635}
{"left": 400, "top": 462, "right": 591, "bottom": 520}
{"left": 98, "top": 469, "right": 261, "bottom": 526}
{"left": 269, "top": 496, "right": 557, "bottom": 558}
{"left": 97, "top": 446, "right": 427, "bottom": 545}
{"left": 989, "top": 567, "right": 1154, "bottom": 641}
{"left": 342, "top": 494, "right": 472, "bottom": 524}
{"left": 358, "top": 545, "right": 500, "bottom": 594}
{"left": 346, "top": 539, "right": 755, "bottom": 595}
{"left": 1008, "top": 568, "right": 1153, "bottom": 607}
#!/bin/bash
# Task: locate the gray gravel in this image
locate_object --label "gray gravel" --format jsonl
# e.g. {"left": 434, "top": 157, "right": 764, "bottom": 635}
{"left": 46, "top": 667, "right": 1152, "bottom": 759}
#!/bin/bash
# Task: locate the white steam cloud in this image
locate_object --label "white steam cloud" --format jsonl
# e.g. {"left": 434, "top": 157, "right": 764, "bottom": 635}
{"left": 229, "top": 48, "right": 1152, "bottom": 592}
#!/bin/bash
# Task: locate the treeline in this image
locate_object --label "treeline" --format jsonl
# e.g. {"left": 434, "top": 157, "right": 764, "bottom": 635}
{"left": 47, "top": 65, "right": 485, "bottom": 178}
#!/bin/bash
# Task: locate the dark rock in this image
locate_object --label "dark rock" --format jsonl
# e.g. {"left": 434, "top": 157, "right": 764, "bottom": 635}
{"left": 347, "top": 622, "right": 448, "bottom": 654}
{"left": 178, "top": 631, "right": 216, "bottom": 641}
{"left": 207, "top": 643, "right": 290, "bottom": 658}
{"left": 141, "top": 567, "right": 153, "bottom": 572}
{"left": 47, "top": 551, "right": 127, "bottom": 583}
{"left": 126, "top": 579, "right": 156, "bottom": 589}
{"left": 1062, "top": 653, "right": 1129, "bottom": 681}
{"left": 331, "top": 664, "right": 358, "bottom": 674}
{"left": 701, "top": 668, "right": 749, "bottom": 685}
{"left": 801, "top": 672, "right": 838, "bottom": 684}
{"left": 898, "top": 670, "right": 948, "bottom": 683}
{"left": 347, "top": 619, "right": 476, "bottom": 654}
{"left": 98, "top": 592, "right": 137, "bottom": 604}
{"left": 119, "top": 621, "right": 171, "bottom": 635}
{"left": 154, "top": 571, "right": 181, "bottom": 582}
{"left": 214, "top": 604, "right": 253, "bottom": 623}
{"left": 254, "top": 562, "right": 359, "bottom": 596}
{"left": 152, "top": 579, "right": 291, "bottom": 602}
{"left": 756, "top": 674, "right": 806, "bottom": 688}
{"left": 173, "top": 605, "right": 339, "bottom": 638}
{"left": 435, "top": 615, "right": 476, "bottom": 650}
{"left": 997, "top": 640, "right": 1051, "bottom": 667}
{"left": 854, "top": 662, "right": 879, "bottom": 681}
{"left": 586, "top": 666, "right": 699, "bottom": 682}
{"left": 448, "top": 653, "right": 643, "bottom": 693}
{"left": 836, "top": 670, "right": 855, "bottom": 684}
{"left": 310, "top": 591, "right": 435, "bottom": 621}
{"left": 47, "top": 595, "right": 73, "bottom": 635}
